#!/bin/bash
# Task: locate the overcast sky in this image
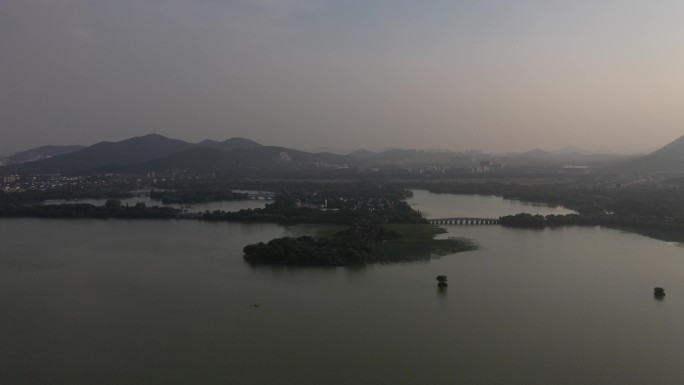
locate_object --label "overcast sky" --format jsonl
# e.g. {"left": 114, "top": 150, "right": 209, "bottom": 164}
{"left": 2, "top": 0, "right": 684, "bottom": 155}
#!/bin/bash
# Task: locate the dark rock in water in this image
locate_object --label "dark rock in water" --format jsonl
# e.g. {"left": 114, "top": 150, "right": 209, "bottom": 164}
{"left": 654, "top": 287, "right": 666, "bottom": 297}
{"left": 436, "top": 275, "right": 447, "bottom": 282}
{"left": 437, "top": 281, "right": 448, "bottom": 288}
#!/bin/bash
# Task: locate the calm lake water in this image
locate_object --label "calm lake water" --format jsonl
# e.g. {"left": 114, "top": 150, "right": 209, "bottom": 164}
{"left": 406, "top": 189, "right": 576, "bottom": 218}
{"left": 2, "top": 191, "right": 684, "bottom": 384}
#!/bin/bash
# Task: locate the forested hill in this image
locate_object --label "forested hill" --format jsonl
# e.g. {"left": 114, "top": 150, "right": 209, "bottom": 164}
{"left": 0, "top": 134, "right": 356, "bottom": 175}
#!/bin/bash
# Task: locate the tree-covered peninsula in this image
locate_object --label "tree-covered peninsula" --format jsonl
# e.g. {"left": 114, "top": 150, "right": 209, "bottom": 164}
{"left": 230, "top": 184, "right": 478, "bottom": 265}
{"left": 243, "top": 220, "right": 476, "bottom": 266}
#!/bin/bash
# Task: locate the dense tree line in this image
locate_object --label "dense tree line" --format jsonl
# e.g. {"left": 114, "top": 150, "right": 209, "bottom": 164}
{"left": 417, "top": 181, "right": 684, "bottom": 234}
{"left": 0, "top": 199, "right": 179, "bottom": 219}
{"left": 0, "top": 187, "right": 132, "bottom": 205}
{"left": 500, "top": 213, "right": 604, "bottom": 228}
{"left": 150, "top": 189, "right": 248, "bottom": 204}
{"left": 499, "top": 213, "right": 547, "bottom": 227}
{"left": 243, "top": 220, "right": 402, "bottom": 265}
{"left": 201, "top": 198, "right": 424, "bottom": 225}
{"left": 500, "top": 211, "right": 684, "bottom": 234}
{"left": 2, "top": 182, "right": 425, "bottom": 225}
{"left": 155, "top": 180, "right": 413, "bottom": 200}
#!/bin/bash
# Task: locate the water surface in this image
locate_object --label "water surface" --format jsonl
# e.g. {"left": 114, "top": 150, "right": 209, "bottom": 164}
{"left": 407, "top": 189, "right": 575, "bottom": 218}
{"left": 2, "top": 191, "right": 683, "bottom": 384}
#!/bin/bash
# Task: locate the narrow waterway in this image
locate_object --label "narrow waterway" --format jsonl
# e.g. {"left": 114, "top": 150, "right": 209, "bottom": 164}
{"left": 406, "top": 189, "right": 576, "bottom": 218}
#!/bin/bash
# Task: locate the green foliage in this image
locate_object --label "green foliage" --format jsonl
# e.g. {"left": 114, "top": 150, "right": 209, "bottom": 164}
{"left": 0, "top": 200, "right": 180, "bottom": 219}
{"left": 104, "top": 199, "right": 122, "bottom": 208}
{"left": 243, "top": 220, "right": 392, "bottom": 265}
{"left": 202, "top": 192, "right": 425, "bottom": 225}
{"left": 1, "top": 182, "right": 425, "bottom": 225}
{"left": 244, "top": 221, "right": 477, "bottom": 266}
{"left": 499, "top": 213, "right": 546, "bottom": 227}
{"left": 420, "top": 181, "right": 684, "bottom": 238}
{"left": 150, "top": 189, "right": 248, "bottom": 204}
{"left": 0, "top": 186, "right": 133, "bottom": 205}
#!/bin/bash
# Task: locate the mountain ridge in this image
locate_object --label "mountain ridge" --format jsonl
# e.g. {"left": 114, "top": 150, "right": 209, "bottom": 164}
{"left": 617, "top": 134, "right": 684, "bottom": 174}
{"left": 5, "top": 145, "right": 86, "bottom": 164}
{"left": 2, "top": 133, "right": 680, "bottom": 176}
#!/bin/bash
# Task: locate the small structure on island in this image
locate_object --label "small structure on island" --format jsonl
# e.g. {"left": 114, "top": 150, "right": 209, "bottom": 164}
{"left": 436, "top": 275, "right": 448, "bottom": 288}
{"left": 654, "top": 287, "right": 666, "bottom": 298}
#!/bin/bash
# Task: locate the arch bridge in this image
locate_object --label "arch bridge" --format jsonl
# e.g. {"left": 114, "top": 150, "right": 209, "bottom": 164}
{"left": 429, "top": 217, "right": 500, "bottom": 225}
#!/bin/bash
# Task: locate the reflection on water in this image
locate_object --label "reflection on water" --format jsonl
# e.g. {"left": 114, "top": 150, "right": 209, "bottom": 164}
{"left": 3, "top": 190, "right": 684, "bottom": 385}
{"left": 407, "top": 189, "right": 575, "bottom": 218}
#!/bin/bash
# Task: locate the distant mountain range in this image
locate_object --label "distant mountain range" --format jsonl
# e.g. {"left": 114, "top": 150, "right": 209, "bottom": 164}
{"left": 3, "top": 133, "right": 684, "bottom": 176}
{"left": 5, "top": 134, "right": 193, "bottom": 174}
{"left": 0, "top": 134, "right": 354, "bottom": 175}
{"left": 122, "top": 144, "right": 353, "bottom": 175}
{"left": 195, "top": 138, "right": 263, "bottom": 152}
{"left": 347, "top": 149, "right": 375, "bottom": 158}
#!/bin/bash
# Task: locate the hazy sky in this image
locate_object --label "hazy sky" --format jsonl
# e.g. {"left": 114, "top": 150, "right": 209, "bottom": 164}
{"left": 3, "top": 0, "right": 684, "bottom": 155}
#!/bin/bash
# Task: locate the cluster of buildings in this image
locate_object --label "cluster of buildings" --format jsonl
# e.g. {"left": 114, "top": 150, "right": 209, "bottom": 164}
{"left": 2, "top": 174, "right": 90, "bottom": 192}
{"left": 569, "top": 175, "right": 666, "bottom": 190}
{"left": 296, "top": 195, "right": 393, "bottom": 212}
{"left": 362, "top": 160, "right": 506, "bottom": 176}
{"left": 1, "top": 170, "right": 222, "bottom": 192}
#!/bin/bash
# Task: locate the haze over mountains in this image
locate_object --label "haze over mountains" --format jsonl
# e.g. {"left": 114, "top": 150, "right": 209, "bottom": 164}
{"left": 1, "top": 133, "right": 683, "bottom": 176}
{"left": 4, "top": 145, "right": 86, "bottom": 164}
{"left": 616, "top": 135, "right": 684, "bottom": 174}
{"left": 0, "top": 134, "right": 352, "bottom": 175}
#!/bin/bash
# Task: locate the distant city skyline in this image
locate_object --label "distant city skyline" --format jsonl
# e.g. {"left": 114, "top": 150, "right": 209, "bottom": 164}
{"left": 3, "top": 1, "right": 684, "bottom": 155}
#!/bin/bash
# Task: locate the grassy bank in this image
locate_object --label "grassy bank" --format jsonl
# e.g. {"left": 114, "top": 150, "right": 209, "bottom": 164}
{"left": 372, "top": 223, "right": 478, "bottom": 263}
